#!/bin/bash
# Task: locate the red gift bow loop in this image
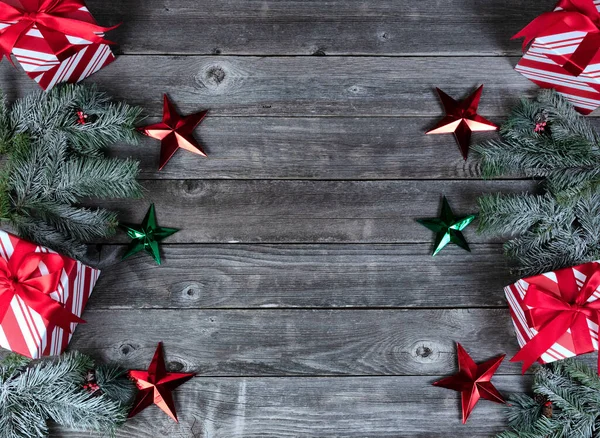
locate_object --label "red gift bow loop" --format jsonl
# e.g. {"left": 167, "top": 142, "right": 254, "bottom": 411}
{"left": 0, "top": 248, "right": 84, "bottom": 332}
{"left": 511, "top": 266, "right": 600, "bottom": 373}
{"left": 512, "top": 0, "right": 600, "bottom": 76}
{"left": 0, "top": 0, "right": 118, "bottom": 64}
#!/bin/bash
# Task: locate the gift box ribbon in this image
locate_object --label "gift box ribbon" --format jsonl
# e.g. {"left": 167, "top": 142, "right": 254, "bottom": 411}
{"left": 513, "top": 0, "right": 600, "bottom": 77}
{"left": 0, "top": 240, "right": 84, "bottom": 333}
{"left": 0, "top": 0, "right": 118, "bottom": 64}
{"left": 511, "top": 265, "right": 600, "bottom": 373}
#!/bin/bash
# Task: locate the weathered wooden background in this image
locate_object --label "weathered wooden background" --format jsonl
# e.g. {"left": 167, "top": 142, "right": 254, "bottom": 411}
{"left": 0, "top": 0, "right": 582, "bottom": 436}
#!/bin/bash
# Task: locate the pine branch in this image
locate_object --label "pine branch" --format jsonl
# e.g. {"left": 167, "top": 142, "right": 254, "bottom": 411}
{"left": 17, "top": 202, "right": 118, "bottom": 242}
{"left": 55, "top": 158, "right": 142, "bottom": 203}
{"left": 0, "top": 352, "right": 135, "bottom": 438}
{"left": 64, "top": 102, "right": 143, "bottom": 156}
{"left": 0, "top": 354, "right": 30, "bottom": 381}
{"left": 536, "top": 89, "right": 600, "bottom": 145}
{"left": 10, "top": 218, "right": 87, "bottom": 259}
{"left": 40, "top": 390, "right": 127, "bottom": 435}
{"left": 0, "top": 84, "right": 143, "bottom": 258}
{"left": 473, "top": 90, "right": 600, "bottom": 275}
{"left": 498, "top": 360, "right": 600, "bottom": 438}
{"left": 478, "top": 191, "right": 600, "bottom": 275}
{"left": 95, "top": 364, "right": 136, "bottom": 405}
{"left": 478, "top": 192, "right": 569, "bottom": 237}
{"left": 0, "top": 92, "right": 12, "bottom": 154}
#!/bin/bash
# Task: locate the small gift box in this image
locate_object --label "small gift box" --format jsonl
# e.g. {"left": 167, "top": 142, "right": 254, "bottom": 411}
{"left": 0, "top": 0, "right": 118, "bottom": 90}
{"left": 0, "top": 230, "right": 100, "bottom": 358}
{"left": 505, "top": 261, "right": 600, "bottom": 373}
{"left": 513, "top": 0, "right": 600, "bottom": 114}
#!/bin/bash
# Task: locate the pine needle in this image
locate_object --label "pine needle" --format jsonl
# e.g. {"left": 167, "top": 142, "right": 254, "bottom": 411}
{"left": 0, "top": 352, "right": 135, "bottom": 438}
{"left": 0, "top": 84, "right": 143, "bottom": 258}
{"left": 498, "top": 360, "right": 600, "bottom": 438}
{"left": 473, "top": 90, "right": 600, "bottom": 275}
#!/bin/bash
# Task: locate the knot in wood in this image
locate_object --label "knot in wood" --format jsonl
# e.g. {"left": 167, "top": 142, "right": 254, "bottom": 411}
{"left": 182, "top": 283, "right": 202, "bottom": 300}
{"left": 347, "top": 85, "right": 363, "bottom": 95}
{"left": 379, "top": 32, "right": 390, "bottom": 41}
{"left": 168, "top": 361, "right": 184, "bottom": 372}
{"left": 181, "top": 179, "right": 203, "bottom": 195}
{"left": 410, "top": 341, "right": 439, "bottom": 363}
{"left": 119, "top": 343, "right": 135, "bottom": 356}
{"left": 415, "top": 345, "right": 433, "bottom": 358}
{"left": 206, "top": 66, "right": 226, "bottom": 85}
{"left": 197, "top": 63, "right": 231, "bottom": 92}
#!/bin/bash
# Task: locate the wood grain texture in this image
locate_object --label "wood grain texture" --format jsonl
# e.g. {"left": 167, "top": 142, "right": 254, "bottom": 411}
{"left": 0, "top": 0, "right": 563, "bottom": 436}
{"left": 53, "top": 375, "right": 529, "bottom": 438}
{"left": 0, "top": 56, "right": 535, "bottom": 117}
{"left": 85, "top": 0, "right": 549, "bottom": 56}
{"left": 115, "top": 116, "right": 600, "bottom": 180}
{"left": 69, "top": 308, "right": 539, "bottom": 376}
{"left": 93, "top": 243, "right": 513, "bottom": 309}
{"left": 112, "top": 117, "right": 500, "bottom": 180}
{"left": 101, "top": 179, "right": 536, "bottom": 244}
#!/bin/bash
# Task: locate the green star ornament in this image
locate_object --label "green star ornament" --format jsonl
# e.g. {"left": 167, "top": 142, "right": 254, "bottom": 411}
{"left": 417, "top": 196, "right": 476, "bottom": 256}
{"left": 120, "top": 204, "right": 178, "bottom": 265}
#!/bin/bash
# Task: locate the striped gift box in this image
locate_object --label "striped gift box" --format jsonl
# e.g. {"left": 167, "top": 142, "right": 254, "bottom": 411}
{"left": 505, "top": 262, "right": 600, "bottom": 365}
{"left": 0, "top": 4, "right": 115, "bottom": 90}
{"left": 515, "top": 0, "right": 600, "bottom": 114}
{"left": 0, "top": 230, "right": 100, "bottom": 359}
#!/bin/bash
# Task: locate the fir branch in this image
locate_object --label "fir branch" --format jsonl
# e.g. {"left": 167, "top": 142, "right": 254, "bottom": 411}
{"left": 55, "top": 158, "right": 142, "bottom": 203}
{"left": 497, "top": 360, "right": 600, "bottom": 438}
{"left": 0, "top": 352, "right": 135, "bottom": 438}
{"left": 16, "top": 202, "right": 118, "bottom": 242}
{"left": 0, "top": 354, "right": 30, "bottom": 381}
{"left": 474, "top": 90, "right": 600, "bottom": 275}
{"left": 10, "top": 218, "right": 87, "bottom": 259}
{"left": 0, "top": 84, "right": 143, "bottom": 258}
{"left": 496, "top": 393, "right": 556, "bottom": 438}
{"left": 477, "top": 192, "right": 568, "bottom": 237}
{"left": 95, "top": 364, "right": 136, "bottom": 405}
{"left": 63, "top": 102, "right": 142, "bottom": 156}
{"left": 536, "top": 89, "right": 600, "bottom": 145}
{"left": 0, "top": 92, "right": 12, "bottom": 154}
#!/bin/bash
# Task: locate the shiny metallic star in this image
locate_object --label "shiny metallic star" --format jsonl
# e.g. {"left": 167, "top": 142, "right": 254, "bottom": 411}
{"left": 139, "top": 94, "right": 208, "bottom": 170}
{"left": 417, "top": 196, "right": 476, "bottom": 256}
{"left": 433, "top": 343, "right": 505, "bottom": 424}
{"left": 426, "top": 85, "right": 497, "bottom": 160}
{"left": 128, "top": 342, "right": 195, "bottom": 422}
{"left": 120, "top": 203, "right": 178, "bottom": 265}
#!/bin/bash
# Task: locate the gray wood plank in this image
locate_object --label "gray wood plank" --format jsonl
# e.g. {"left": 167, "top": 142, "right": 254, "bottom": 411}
{"left": 0, "top": 56, "right": 535, "bottom": 117}
{"left": 93, "top": 243, "right": 513, "bottom": 309}
{"left": 112, "top": 117, "right": 499, "bottom": 180}
{"left": 108, "top": 115, "right": 600, "bottom": 180}
{"left": 86, "top": 0, "right": 548, "bottom": 56}
{"left": 100, "top": 179, "right": 536, "bottom": 244}
{"left": 69, "top": 308, "right": 535, "bottom": 376}
{"left": 53, "top": 375, "right": 529, "bottom": 438}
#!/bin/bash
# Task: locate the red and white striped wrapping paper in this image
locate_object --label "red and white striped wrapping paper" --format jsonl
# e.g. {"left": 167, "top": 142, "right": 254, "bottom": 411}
{"left": 0, "top": 3, "right": 114, "bottom": 90}
{"left": 0, "top": 230, "right": 100, "bottom": 359}
{"left": 515, "top": 0, "right": 600, "bottom": 114}
{"left": 505, "top": 262, "right": 600, "bottom": 365}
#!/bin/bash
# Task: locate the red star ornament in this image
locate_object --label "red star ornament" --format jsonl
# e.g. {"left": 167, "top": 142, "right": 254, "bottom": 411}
{"left": 128, "top": 342, "right": 195, "bottom": 422}
{"left": 432, "top": 343, "right": 505, "bottom": 424}
{"left": 139, "top": 95, "right": 208, "bottom": 170}
{"left": 426, "top": 85, "right": 497, "bottom": 160}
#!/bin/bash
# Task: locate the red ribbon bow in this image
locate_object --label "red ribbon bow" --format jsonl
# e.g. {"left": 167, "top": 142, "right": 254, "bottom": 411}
{"left": 511, "top": 264, "right": 600, "bottom": 373}
{"left": 513, "top": 0, "right": 600, "bottom": 76}
{"left": 0, "top": 0, "right": 118, "bottom": 64}
{"left": 0, "top": 244, "right": 84, "bottom": 333}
